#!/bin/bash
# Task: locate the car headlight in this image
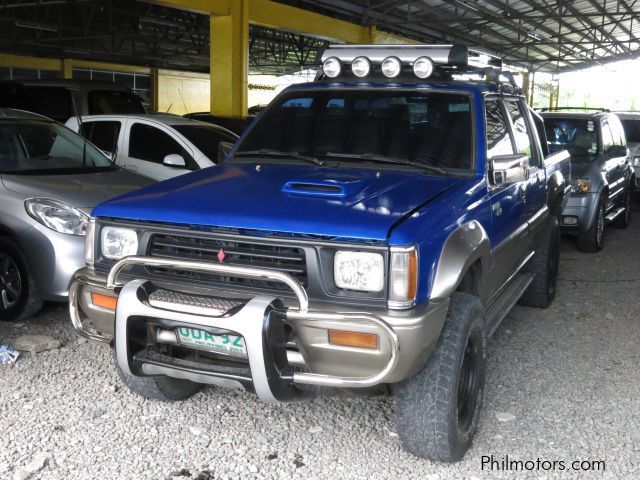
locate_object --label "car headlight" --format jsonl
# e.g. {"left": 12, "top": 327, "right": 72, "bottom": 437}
{"left": 389, "top": 246, "right": 418, "bottom": 309}
{"left": 633, "top": 156, "right": 640, "bottom": 168}
{"left": 101, "top": 227, "right": 138, "bottom": 260}
{"left": 571, "top": 178, "right": 591, "bottom": 193}
{"left": 334, "top": 251, "right": 384, "bottom": 292}
{"left": 25, "top": 198, "right": 89, "bottom": 236}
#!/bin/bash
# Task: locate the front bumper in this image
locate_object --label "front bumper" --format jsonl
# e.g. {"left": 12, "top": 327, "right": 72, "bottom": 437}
{"left": 559, "top": 192, "right": 598, "bottom": 234}
{"left": 69, "top": 256, "right": 448, "bottom": 400}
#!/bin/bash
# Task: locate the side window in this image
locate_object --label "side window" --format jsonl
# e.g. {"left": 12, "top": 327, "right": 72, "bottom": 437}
{"left": 485, "top": 100, "right": 514, "bottom": 158}
{"left": 84, "top": 121, "right": 121, "bottom": 153}
{"left": 129, "top": 123, "right": 189, "bottom": 165}
{"left": 505, "top": 100, "right": 534, "bottom": 166}
{"left": 601, "top": 121, "right": 615, "bottom": 153}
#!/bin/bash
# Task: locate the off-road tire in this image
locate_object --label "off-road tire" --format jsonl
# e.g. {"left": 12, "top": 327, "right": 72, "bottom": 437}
{"left": 115, "top": 355, "right": 203, "bottom": 401}
{"left": 612, "top": 184, "right": 632, "bottom": 229}
{"left": 0, "top": 236, "right": 43, "bottom": 321}
{"left": 395, "top": 292, "right": 486, "bottom": 462}
{"left": 518, "top": 216, "right": 560, "bottom": 308}
{"left": 576, "top": 195, "right": 605, "bottom": 252}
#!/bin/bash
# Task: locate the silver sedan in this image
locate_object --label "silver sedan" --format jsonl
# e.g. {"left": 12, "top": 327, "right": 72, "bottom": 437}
{"left": 0, "top": 109, "right": 153, "bottom": 321}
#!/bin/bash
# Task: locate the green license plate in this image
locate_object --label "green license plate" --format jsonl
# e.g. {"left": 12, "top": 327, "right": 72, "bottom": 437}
{"left": 176, "top": 327, "right": 247, "bottom": 357}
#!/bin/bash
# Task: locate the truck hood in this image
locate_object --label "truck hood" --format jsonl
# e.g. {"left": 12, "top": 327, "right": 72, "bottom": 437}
{"left": 93, "top": 163, "right": 462, "bottom": 242}
{"left": 1, "top": 169, "right": 153, "bottom": 213}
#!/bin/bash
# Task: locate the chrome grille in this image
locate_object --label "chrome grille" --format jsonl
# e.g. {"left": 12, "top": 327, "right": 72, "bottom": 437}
{"left": 147, "top": 234, "right": 307, "bottom": 291}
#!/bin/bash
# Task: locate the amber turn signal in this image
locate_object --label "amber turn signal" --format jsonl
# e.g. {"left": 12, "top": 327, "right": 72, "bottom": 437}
{"left": 328, "top": 330, "right": 378, "bottom": 349}
{"left": 91, "top": 292, "right": 118, "bottom": 311}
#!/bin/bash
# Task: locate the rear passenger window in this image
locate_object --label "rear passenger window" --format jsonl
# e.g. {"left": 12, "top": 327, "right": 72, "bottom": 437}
{"left": 129, "top": 123, "right": 189, "bottom": 164}
{"left": 485, "top": 100, "right": 514, "bottom": 158}
{"left": 505, "top": 100, "right": 534, "bottom": 165}
{"left": 84, "top": 121, "right": 121, "bottom": 153}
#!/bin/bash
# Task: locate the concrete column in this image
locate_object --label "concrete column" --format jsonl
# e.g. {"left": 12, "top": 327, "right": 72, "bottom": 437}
{"left": 210, "top": 0, "right": 249, "bottom": 116}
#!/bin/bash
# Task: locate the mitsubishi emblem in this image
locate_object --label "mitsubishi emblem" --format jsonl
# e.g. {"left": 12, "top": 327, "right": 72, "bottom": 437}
{"left": 217, "top": 248, "right": 226, "bottom": 262}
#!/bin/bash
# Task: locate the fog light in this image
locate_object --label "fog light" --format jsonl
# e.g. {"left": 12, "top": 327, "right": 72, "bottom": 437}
{"left": 328, "top": 330, "right": 378, "bottom": 349}
{"left": 322, "top": 57, "right": 341, "bottom": 78}
{"left": 381, "top": 56, "right": 401, "bottom": 78}
{"left": 351, "top": 56, "right": 371, "bottom": 77}
{"left": 562, "top": 216, "right": 578, "bottom": 226}
{"left": 413, "top": 56, "right": 434, "bottom": 79}
{"left": 91, "top": 292, "right": 118, "bottom": 311}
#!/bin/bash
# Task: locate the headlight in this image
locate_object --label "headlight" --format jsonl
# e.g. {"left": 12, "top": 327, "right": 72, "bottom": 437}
{"left": 25, "top": 198, "right": 89, "bottom": 236}
{"left": 633, "top": 156, "right": 640, "bottom": 168}
{"left": 389, "top": 247, "right": 418, "bottom": 309}
{"left": 571, "top": 178, "right": 591, "bottom": 193}
{"left": 101, "top": 227, "right": 138, "bottom": 260}
{"left": 334, "top": 251, "right": 384, "bottom": 292}
{"left": 85, "top": 218, "right": 95, "bottom": 266}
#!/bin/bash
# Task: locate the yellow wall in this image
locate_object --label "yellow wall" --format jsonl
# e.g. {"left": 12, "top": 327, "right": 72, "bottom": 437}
{"left": 155, "top": 69, "right": 211, "bottom": 115}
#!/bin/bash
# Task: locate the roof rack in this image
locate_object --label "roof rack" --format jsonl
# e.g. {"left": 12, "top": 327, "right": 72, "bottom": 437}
{"left": 315, "top": 44, "right": 522, "bottom": 93}
{"left": 538, "top": 107, "right": 610, "bottom": 112}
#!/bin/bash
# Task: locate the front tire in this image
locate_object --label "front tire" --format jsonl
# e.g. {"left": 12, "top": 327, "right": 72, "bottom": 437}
{"left": 395, "top": 292, "right": 486, "bottom": 462}
{"left": 0, "top": 237, "right": 43, "bottom": 321}
{"left": 576, "top": 195, "right": 605, "bottom": 252}
{"left": 115, "top": 357, "right": 203, "bottom": 401}
{"left": 518, "top": 216, "right": 560, "bottom": 308}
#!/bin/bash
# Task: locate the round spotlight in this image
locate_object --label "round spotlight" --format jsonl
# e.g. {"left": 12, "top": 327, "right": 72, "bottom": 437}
{"left": 413, "top": 56, "right": 434, "bottom": 79}
{"left": 322, "top": 57, "right": 342, "bottom": 78}
{"left": 381, "top": 56, "right": 402, "bottom": 78}
{"left": 351, "top": 56, "right": 371, "bottom": 78}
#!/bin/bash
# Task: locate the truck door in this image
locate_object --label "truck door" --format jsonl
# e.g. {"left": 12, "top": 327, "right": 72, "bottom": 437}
{"left": 503, "top": 99, "right": 547, "bottom": 231}
{"left": 485, "top": 98, "right": 530, "bottom": 292}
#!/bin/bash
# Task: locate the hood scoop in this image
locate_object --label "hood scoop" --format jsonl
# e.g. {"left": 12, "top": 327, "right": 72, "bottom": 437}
{"left": 282, "top": 175, "right": 372, "bottom": 198}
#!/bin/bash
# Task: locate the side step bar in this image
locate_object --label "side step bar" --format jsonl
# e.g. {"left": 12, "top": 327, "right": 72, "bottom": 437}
{"left": 484, "top": 272, "right": 534, "bottom": 337}
{"left": 605, "top": 206, "right": 625, "bottom": 222}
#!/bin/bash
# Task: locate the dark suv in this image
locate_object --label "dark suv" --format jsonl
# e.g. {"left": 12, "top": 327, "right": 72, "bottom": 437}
{"left": 541, "top": 109, "right": 634, "bottom": 251}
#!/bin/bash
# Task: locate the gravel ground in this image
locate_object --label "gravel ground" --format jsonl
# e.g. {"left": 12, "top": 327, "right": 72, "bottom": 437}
{"left": 2, "top": 214, "right": 640, "bottom": 480}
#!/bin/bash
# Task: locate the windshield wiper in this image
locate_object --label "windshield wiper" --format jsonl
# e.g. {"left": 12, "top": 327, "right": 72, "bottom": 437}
{"left": 324, "top": 152, "right": 447, "bottom": 175}
{"left": 233, "top": 149, "right": 324, "bottom": 166}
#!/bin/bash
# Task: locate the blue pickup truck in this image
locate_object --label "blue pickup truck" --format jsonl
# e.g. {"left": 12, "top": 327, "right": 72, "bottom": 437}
{"left": 70, "top": 45, "right": 570, "bottom": 462}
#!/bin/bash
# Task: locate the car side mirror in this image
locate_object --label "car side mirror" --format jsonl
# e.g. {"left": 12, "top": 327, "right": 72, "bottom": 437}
{"left": 163, "top": 153, "right": 186, "bottom": 168}
{"left": 218, "top": 141, "right": 234, "bottom": 163}
{"left": 606, "top": 145, "right": 628, "bottom": 159}
{"left": 490, "top": 154, "right": 529, "bottom": 186}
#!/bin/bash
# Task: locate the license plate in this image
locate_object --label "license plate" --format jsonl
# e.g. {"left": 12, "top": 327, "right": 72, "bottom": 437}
{"left": 176, "top": 327, "right": 247, "bottom": 357}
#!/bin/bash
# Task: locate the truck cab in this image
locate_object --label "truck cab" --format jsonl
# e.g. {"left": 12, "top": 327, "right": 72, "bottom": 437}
{"left": 69, "top": 45, "right": 569, "bottom": 462}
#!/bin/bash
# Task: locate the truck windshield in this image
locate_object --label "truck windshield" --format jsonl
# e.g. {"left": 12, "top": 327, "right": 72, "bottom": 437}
{"left": 232, "top": 90, "right": 473, "bottom": 172}
{"left": 544, "top": 118, "right": 598, "bottom": 160}
{"left": 0, "top": 119, "right": 113, "bottom": 175}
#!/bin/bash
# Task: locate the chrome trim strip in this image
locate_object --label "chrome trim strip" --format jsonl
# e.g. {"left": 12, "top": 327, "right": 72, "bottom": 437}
{"left": 68, "top": 276, "right": 113, "bottom": 344}
{"left": 107, "top": 256, "right": 310, "bottom": 313}
{"left": 528, "top": 205, "right": 549, "bottom": 227}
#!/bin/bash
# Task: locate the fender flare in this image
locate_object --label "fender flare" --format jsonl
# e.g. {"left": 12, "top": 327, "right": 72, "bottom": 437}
{"left": 430, "top": 220, "right": 491, "bottom": 300}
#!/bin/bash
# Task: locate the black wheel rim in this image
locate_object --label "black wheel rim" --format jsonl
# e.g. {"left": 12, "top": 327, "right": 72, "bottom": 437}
{"left": 0, "top": 253, "right": 22, "bottom": 311}
{"left": 457, "top": 335, "right": 480, "bottom": 432}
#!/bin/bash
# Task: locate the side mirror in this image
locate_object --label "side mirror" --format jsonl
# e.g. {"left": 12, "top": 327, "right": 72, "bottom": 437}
{"left": 490, "top": 154, "right": 529, "bottom": 186}
{"left": 218, "top": 141, "right": 234, "bottom": 163}
{"left": 163, "top": 153, "right": 186, "bottom": 168}
{"left": 606, "top": 145, "right": 628, "bottom": 159}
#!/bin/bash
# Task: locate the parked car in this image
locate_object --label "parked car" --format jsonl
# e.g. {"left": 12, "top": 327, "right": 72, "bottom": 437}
{"left": 616, "top": 112, "right": 640, "bottom": 194}
{"left": 69, "top": 45, "right": 570, "bottom": 462}
{"left": 4, "top": 80, "right": 146, "bottom": 123}
{"left": 541, "top": 109, "right": 634, "bottom": 251}
{"left": 183, "top": 113, "right": 254, "bottom": 136}
{"left": 0, "top": 109, "right": 152, "bottom": 321}
{"left": 66, "top": 114, "right": 238, "bottom": 181}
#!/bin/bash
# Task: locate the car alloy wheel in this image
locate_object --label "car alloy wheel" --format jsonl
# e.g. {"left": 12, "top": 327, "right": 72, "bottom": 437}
{"left": 0, "top": 253, "right": 22, "bottom": 311}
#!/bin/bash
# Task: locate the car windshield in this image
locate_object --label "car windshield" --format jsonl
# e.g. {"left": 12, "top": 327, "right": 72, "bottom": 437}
{"left": 544, "top": 117, "right": 598, "bottom": 161}
{"left": 0, "top": 119, "right": 113, "bottom": 175}
{"left": 231, "top": 90, "right": 474, "bottom": 173}
{"left": 620, "top": 119, "right": 640, "bottom": 143}
{"left": 172, "top": 125, "right": 237, "bottom": 160}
